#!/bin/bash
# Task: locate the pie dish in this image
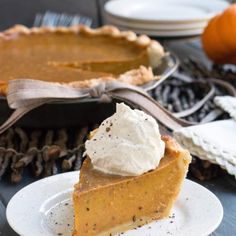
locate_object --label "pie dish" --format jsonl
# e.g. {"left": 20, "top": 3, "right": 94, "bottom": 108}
{"left": 0, "top": 24, "right": 165, "bottom": 96}
{"left": 73, "top": 135, "right": 191, "bottom": 236}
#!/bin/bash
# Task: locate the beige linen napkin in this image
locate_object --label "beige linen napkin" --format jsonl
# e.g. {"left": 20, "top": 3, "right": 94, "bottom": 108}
{"left": 0, "top": 79, "right": 194, "bottom": 134}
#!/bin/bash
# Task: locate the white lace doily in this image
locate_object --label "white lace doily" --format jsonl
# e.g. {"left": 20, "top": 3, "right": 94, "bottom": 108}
{"left": 174, "top": 119, "right": 236, "bottom": 178}
{"left": 214, "top": 96, "right": 236, "bottom": 121}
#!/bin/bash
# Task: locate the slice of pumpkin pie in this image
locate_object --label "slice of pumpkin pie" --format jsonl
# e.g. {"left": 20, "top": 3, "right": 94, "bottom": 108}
{"left": 73, "top": 103, "right": 191, "bottom": 236}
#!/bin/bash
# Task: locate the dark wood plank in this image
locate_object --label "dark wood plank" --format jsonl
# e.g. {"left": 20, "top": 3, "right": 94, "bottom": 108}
{"left": 0, "top": 200, "right": 6, "bottom": 231}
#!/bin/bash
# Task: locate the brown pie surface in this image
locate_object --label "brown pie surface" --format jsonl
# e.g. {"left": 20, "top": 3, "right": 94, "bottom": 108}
{"left": 0, "top": 25, "right": 165, "bottom": 95}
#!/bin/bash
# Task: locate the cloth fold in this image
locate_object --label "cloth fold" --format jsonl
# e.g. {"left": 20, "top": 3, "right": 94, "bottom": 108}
{"left": 0, "top": 79, "right": 193, "bottom": 134}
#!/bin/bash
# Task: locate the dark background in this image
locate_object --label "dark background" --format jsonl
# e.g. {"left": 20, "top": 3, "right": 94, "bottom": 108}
{"left": 0, "top": 0, "right": 235, "bottom": 31}
{"left": 0, "top": 0, "right": 102, "bottom": 30}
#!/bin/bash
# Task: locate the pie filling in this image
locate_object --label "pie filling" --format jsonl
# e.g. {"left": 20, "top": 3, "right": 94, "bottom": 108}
{"left": 0, "top": 25, "right": 166, "bottom": 96}
{"left": 0, "top": 32, "right": 149, "bottom": 85}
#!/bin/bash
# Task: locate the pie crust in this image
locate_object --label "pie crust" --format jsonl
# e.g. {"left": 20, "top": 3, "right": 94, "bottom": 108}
{"left": 0, "top": 25, "right": 165, "bottom": 96}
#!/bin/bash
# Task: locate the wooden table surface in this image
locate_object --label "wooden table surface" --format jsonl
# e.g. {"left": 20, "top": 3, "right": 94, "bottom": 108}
{"left": 0, "top": 1, "right": 236, "bottom": 235}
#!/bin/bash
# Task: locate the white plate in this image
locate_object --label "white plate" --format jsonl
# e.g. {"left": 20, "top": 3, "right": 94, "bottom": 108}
{"left": 105, "top": 0, "right": 229, "bottom": 23}
{"left": 7, "top": 171, "right": 223, "bottom": 236}
{"left": 110, "top": 24, "right": 204, "bottom": 37}
{"left": 105, "top": 13, "right": 208, "bottom": 30}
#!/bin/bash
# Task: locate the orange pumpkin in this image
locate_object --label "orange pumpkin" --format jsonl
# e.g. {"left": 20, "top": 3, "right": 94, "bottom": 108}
{"left": 202, "top": 4, "right": 236, "bottom": 64}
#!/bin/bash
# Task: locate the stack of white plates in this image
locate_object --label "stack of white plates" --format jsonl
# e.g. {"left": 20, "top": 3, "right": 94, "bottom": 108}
{"left": 104, "top": 0, "right": 229, "bottom": 37}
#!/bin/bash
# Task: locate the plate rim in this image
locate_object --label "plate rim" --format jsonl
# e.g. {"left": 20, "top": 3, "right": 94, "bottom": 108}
{"left": 6, "top": 172, "right": 223, "bottom": 236}
{"left": 111, "top": 24, "right": 204, "bottom": 37}
{"left": 104, "top": 0, "right": 229, "bottom": 23}
{"left": 104, "top": 13, "right": 208, "bottom": 30}
{"left": 6, "top": 171, "right": 79, "bottom": 236}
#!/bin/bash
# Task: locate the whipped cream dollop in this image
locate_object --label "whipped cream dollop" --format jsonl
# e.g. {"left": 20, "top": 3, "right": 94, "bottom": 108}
{"left": 85, "top": 103, "right": 165, "bottom": 176}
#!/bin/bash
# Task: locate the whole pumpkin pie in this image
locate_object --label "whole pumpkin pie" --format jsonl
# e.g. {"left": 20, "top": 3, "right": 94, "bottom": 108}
{"left": 73, "top": 103, "right": 191, "bottom": 236}
{"left": 0, "top": 25, "right": 165, "bottom": 95}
